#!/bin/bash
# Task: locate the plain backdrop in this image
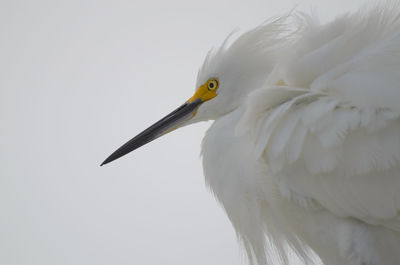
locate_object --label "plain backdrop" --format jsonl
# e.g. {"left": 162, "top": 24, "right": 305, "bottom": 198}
{"left": 1, "top": 0, "right": 369, "bottom": 264}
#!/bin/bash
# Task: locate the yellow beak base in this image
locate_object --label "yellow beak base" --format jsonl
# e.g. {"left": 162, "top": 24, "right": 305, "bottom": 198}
{"left": 187, "top": 83, "right": 217, "bottom": 103}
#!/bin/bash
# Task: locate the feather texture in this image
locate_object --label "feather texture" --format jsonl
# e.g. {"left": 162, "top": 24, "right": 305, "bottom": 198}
{"left": 201, "top": 2, "right": 400, "bottom": 265}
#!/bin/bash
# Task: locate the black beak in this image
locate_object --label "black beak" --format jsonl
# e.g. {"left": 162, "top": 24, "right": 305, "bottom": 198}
{"left": 101, "top": 99, "right": 202, "bottom": 166}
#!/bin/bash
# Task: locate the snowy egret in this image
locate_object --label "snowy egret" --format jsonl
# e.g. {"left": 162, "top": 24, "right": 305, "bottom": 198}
{"left": 102, "top": 3, "right": 400, "bottom": 265}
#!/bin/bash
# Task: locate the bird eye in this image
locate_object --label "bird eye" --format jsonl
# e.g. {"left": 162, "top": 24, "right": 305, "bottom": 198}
{"left": 207, "top": 79, "right": 219, "bottom": 91}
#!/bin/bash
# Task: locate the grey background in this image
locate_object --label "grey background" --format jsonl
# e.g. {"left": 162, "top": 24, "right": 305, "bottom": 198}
{"left": 1, "top": 0, "right": 367, "bottom": 264}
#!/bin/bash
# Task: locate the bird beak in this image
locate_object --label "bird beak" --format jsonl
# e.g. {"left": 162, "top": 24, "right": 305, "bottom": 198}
{"left": 101, "top": 82, "right": 218, "bottom": 166}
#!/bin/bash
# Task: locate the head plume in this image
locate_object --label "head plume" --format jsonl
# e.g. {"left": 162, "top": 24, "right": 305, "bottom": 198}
{"left": 194, "top": 16, "right": 292, "bottom": 121}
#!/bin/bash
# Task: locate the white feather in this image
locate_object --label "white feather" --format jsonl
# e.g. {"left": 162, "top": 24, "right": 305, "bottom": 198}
{"left": 197, "top": 2, "right": 400, "bottom": 265}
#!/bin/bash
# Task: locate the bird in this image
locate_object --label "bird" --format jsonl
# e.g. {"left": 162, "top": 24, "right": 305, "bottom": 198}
{"left": 102, "top": 2, "right": 400, "bottom": 265}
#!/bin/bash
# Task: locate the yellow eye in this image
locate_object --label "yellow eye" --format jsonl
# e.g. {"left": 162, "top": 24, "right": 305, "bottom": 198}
{"left": 207, "top": 79, "right": 219, "bottom": 91}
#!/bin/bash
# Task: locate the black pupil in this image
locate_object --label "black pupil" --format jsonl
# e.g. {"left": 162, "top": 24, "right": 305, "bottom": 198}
{"left": 209, "top": 82, "right": 214, "bottom": 88}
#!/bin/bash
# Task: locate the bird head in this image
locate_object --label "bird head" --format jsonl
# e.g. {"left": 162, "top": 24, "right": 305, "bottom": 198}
{"left": 101, "top": 21, "right": 283, "bottom": 166}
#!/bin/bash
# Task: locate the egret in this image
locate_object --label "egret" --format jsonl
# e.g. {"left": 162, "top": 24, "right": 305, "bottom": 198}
{"left": 102, "top": 3, "right": 400, "bottom": 265}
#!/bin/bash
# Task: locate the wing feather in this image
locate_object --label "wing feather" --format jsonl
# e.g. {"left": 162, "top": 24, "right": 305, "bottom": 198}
{"left": 236, "top": 1, "right": 400, "bottom": 233}
{"left": 239, "top": 88, "right": 400, "bottom": 231}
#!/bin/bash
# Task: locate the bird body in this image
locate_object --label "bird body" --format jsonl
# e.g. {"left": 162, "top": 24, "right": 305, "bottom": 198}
{"left": 103, "top": 2, "right": 400, "bottom": 265}
{"left": 202, "top": 3, "right": 400, "bottom": 264}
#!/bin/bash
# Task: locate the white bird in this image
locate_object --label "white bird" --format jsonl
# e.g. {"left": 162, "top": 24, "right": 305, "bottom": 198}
{"left": 102, "top": 2, "right": 400, "bottom": 265}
